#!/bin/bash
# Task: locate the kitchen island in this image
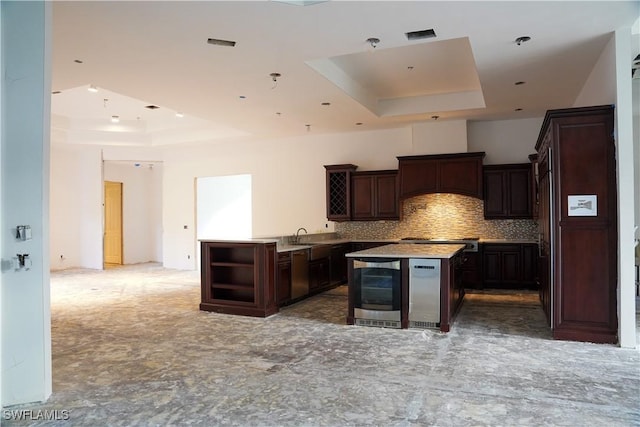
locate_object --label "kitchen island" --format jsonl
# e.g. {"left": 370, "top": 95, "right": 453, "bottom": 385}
{"left": 345, "top": 243, "right": 465, "bottom": 332}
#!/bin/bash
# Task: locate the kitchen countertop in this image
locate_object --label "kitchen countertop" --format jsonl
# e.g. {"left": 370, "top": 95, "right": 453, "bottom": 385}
{"left": 345, "top": 243, "right": 465, "bottom": 259}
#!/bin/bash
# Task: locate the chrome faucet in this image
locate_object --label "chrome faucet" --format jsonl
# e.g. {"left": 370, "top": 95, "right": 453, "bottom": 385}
{"left": 295, "top": 227, "right": 308, "bottom": 244}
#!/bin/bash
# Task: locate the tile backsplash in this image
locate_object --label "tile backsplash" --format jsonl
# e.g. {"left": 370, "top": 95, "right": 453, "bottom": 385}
{"left": 335, "top": 193, "right": 538, "bottom": 240}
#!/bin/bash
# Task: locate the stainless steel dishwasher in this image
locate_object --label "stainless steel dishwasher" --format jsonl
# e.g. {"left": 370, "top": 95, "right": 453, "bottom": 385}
{"left": 408, "top": 258, "right": 441, "bottom": 328}
{"left": 291, "top": 249, "right": 309, "bottom": 299}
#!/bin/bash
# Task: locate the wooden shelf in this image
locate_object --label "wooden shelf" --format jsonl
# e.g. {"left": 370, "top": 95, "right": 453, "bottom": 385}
{"left": 200, "top": 241, "right": 278, "bottom": 317}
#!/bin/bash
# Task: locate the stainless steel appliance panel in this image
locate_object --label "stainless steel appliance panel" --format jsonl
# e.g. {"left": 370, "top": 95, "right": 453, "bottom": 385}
{"left": 408, "top": 258, "right": 441, "bottom": 325}
{"left": 354, "top": 308, "right": 401, "bottom": 322}
{"left": 291, "top": 249, "right": 309, "bottom": 299}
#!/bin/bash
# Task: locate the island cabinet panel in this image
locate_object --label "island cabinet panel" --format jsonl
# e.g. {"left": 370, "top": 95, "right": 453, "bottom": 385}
{"left": 200, "top": 241, "right": 278, "bottom": 317}
{"left": 397, "top": 152, "right": 485, "bottom": 200}
{"left": 324, "top": 164, "right": 357, "bottom": 221}
{"left": 461, "top": 252, "right": 481, "bottom": 289}
{"left": 351, "top": 170, "right": 399, "bottom": 220}
{"left": 536, "top": 105, "right": 617, "bottom": 344}
{"left": 483, "top": 163, "right": 533, "bottom": 219}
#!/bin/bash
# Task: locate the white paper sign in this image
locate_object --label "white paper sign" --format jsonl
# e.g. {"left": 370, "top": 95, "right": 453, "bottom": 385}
{"left": 568, "top": 195, "right": 597, "bottom": 216}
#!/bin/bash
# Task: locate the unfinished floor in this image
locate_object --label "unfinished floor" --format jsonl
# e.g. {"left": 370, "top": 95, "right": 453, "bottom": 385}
{"left": 4, "top": 263, "right": 639, "bottom": 426}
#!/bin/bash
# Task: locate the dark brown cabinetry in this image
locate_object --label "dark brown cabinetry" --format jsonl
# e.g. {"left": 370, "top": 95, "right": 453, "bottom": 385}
{"left": 482, "top": 243, "right": 537, "bottom": 289}
{"left": 200, "top": 241, "right": 277, "bottom": 317}
{"left": 276, "top": 252, "right": 291, "bottom": 306}
{"left": 329, "top": 244, "right": 348, "bottom": 285}
{"left": 324, "top": 164, "right": 357, "bottom": 221}
{"left": 461, "top": 252, "right": 481, "bottom": 289}
{"left": 536, "top": 105, "right": 617, "bottom": 344}
{"left": 483, "top": 163, "right": 533, "bottom": 218}
{"left": 309, "top": 258, "right": 330, "bottom": 291}
{"left": 351, "top": 170, "right": 399, "bottom": 220}
{"left": 397, "top": 152, "right": 485, "bottom": 200}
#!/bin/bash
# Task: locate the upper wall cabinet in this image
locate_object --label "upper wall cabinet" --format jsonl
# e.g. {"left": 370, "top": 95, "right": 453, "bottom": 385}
{"left": 324, "top": 164, "right": 357, "bottom": 221}
{"left": 483, "top": 163, "right": 533, "bottom": 219}
{"left": 397, "top": 152, "right": 485, "bottom": 200}
{"left": 351, "top": 170, "right": 399, "bottom": 220}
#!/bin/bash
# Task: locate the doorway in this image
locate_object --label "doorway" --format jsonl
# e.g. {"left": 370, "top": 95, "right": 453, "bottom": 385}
{"left": 104, "top": 181, "right": 123, "bottom": 266}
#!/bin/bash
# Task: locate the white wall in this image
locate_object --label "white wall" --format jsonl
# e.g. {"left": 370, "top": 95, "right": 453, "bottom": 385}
{"left": 103, "top": 161, "right": 163, "bottom": 265}
{"left": 50, "top": 145, "right": 103, "bottom": 270}
{"left": 411, "top": 119, "right": 468, "bottom": 154}
{"left": 1, "top": 1, "right": 52, "bottom": 406}
{"left": 573, "top": 35, "right": 617, "bottom": 107}
{"left": 467, "top": 117, "right": 544, "bottom": 165}
{"left": 162, "top": 127, "right": 413, "bottom": 269}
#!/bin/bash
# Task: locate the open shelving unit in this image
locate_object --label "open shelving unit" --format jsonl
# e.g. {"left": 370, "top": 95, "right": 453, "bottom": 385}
{"left": 200, "top": 241, "right": 278, "bottom": 317}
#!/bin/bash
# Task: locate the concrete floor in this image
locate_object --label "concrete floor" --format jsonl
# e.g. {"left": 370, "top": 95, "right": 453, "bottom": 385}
{"left": 3, "top": 263, "right": 639, "bottom": 426}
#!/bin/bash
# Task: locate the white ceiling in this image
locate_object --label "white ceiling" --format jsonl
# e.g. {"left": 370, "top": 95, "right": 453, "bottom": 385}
{"left": 50, "top": 1, "right": 640, "bottom": 147}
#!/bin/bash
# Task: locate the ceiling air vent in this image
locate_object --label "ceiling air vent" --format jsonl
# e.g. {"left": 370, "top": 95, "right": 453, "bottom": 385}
{"left": 207, "top": 38, "right": 236, "bottom": 47}
{"left": 405, "top": 29, "right": 436, "bottom": 41}
{"left": 145, "top": 105, "right": 159, "bottom": 110}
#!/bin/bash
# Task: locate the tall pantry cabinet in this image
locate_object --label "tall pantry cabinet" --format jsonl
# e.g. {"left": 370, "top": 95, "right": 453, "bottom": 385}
{"left": 536, "top": 105, "right": 618, "bottom": 344}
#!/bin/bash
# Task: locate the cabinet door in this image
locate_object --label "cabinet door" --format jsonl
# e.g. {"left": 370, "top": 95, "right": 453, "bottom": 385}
{"left": 506, "top": 168, "right": 532, "bottom": 217}
{"left": 351, "top": 174, "right": 375, "bottom": 219}
{"left": 483, "top": 170, "right": 505, "bottom": 217}
{"left": 501, "top": 248, "right": 521, "bottom": 283}
{"left": 276, "top": 260, "right": 291, "bottom": 305}
{"left": 325, "top": 165, "right": 357, "bottom": 221}
{"left": 375, "top": 173, "right": 398, "bottom": 218}
{"left": 482, "top": 249, "right": 502, "bottom": 284}
{"left": 521, "top": 243, "right": 538, "bottom": 287}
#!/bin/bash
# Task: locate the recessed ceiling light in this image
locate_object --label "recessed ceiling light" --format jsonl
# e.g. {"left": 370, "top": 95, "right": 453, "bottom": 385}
{"left": 515, "top": 36, "right": 531, "bottom": 46}
{"left": 239, "top": 95, "right": 246, "bottom": 99}
{"left": 515, "top": 81, "right": 526, "bottom": 85}
{"left": 355, "top": 122, "right": 363, "bottom": 126}
{"left": 406, "top": 29, "right": 437, "bottom": 41}
{"left": 52, "top": 91, "right": 61, "bottom": 95}
{"left": 407, "top": 66, "right": 414, "bottom": 71}
{"left": 74, "top": 59, "right": 83, "bottom": 64}
{"left": 207, "top": 38, "right": 236, "bottom": 47}
{"left": 366, "top": 37, "right": 380, "bottom": 49}
{"left": 515, "top": 108, "right": 523, "bottom": 112}
{"left": 431, "top": 115, "right": 440, "bottom": 120}
{"left": 145, "top": 105, "right": 159, "bottom": 110}
{"left": 88, "top": 85, "right": 98, "bottom": 93}
{"left": 321, "top": 102, "right": 331, "bottom": 106}
{"left": 111, "top": 115, "right": 120, "bottom": 123}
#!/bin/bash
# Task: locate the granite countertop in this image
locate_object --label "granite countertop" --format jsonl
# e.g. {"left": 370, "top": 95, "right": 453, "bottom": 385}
{"left": 345, "top": 243, "right": 465, "bottom": 259}
{"left": 199, "top": 238, "right": 279, "bottom": 244}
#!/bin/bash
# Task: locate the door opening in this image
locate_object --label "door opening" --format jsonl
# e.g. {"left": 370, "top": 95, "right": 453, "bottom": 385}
{"left": 104, "top": 181, "right": 123, "bottom": 267}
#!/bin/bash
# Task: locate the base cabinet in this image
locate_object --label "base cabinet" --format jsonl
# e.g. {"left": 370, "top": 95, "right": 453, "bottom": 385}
{"left": 482, "top": 243, "right": 537, "bottom": 289}
{"left": 309, "top": 258, "right": 330, "bottom": 292}
{"left": 200, "top": 241, "right": 278, "bottom": 317}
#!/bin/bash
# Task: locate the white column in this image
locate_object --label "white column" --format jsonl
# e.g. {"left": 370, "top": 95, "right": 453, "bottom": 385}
{"left": 614, "top": 27, "right": 637, "bottom": 348}
{"left": 0, "top": 1, "right": 52, "bottom": 405}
